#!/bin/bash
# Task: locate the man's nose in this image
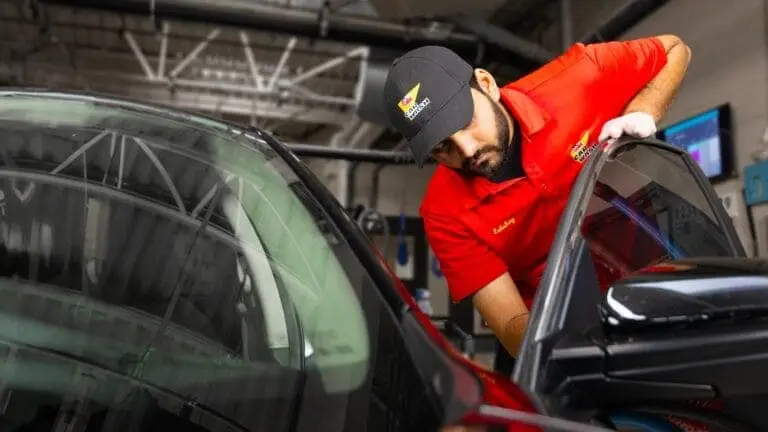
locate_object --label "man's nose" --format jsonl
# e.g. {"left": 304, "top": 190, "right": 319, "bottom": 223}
{"left": 450, "top": 131, "right": 479, "bottom": 159}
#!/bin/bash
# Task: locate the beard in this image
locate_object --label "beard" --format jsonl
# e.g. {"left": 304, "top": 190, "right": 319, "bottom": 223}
{"left": 461, "top": 98, "right": 511, "bottom": 178}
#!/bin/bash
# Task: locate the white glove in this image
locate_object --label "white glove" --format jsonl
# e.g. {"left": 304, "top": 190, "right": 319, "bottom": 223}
{"left": 598, "top": 112, "right": 657, "bottom": 143}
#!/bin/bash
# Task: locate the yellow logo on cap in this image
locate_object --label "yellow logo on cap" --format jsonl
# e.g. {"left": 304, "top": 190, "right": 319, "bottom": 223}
{"left": 398, "top": 83, "right": 420, "bottom": 113}
{"left": 397, "top": 83, "right": 432, "bottom": 121}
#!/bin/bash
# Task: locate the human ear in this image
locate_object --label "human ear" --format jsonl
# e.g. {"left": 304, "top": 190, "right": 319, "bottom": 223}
{"left": 472, "top": 68, "right": 501, "bottom": 101}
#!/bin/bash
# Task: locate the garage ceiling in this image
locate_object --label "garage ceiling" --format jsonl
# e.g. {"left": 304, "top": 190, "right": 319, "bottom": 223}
{"left": 366, "top": 0, "right": 506, "bottom": 20}
{"left": 0, "top": 0, "right": 668, "bottom": 152}
{"left": 0, "top": 1, "right": 373, "bottom": 144}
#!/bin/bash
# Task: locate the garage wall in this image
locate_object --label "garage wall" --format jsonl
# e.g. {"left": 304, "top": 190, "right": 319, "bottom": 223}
{"left": 624, "top": 0, "right": 767, "bottom": 173}
{"left": 622, "top": 0, "right": 768, "bottom": 256}
{"left": 304, "top": 158, "right": 434, "bottom": 215}
{"left": 349, "top": 163, "right": 435, "bottom": 214}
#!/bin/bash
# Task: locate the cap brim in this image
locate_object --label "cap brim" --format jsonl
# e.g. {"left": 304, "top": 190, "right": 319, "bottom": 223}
{"left": 408, "top": 86, "right": 474, "bottom": 167}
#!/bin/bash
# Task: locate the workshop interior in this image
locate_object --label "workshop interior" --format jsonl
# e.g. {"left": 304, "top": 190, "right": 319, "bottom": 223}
{"left": 1, "top": 0, "right": 768, "bottom": 431}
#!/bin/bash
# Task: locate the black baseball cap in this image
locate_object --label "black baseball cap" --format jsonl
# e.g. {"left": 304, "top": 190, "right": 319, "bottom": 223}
{"left": 383, "top": 46, "right": 474, "bottom": 167}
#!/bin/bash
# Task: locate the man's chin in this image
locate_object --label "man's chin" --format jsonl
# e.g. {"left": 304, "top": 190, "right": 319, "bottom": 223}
{"left": 479, "top": 156, "right": 504, "bottom": 176}
{"left": 465, "top": 164, "right": 500, "bottom": 179}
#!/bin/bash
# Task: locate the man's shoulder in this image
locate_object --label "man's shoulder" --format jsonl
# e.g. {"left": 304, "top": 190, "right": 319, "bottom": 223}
{"left": 420, "top": 165, "right": 474, "bottom": 220}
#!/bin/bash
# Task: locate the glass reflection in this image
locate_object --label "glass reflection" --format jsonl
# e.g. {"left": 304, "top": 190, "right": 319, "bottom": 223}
{"left": 0, "top": 94, "right": 372, "bottom": 431}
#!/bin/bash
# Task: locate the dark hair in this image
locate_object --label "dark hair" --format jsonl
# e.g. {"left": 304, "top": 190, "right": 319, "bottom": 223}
{"left": 469, "top": 75, "right": 482, "bottom": 90}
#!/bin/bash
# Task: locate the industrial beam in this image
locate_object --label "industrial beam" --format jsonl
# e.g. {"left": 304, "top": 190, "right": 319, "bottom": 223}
{"left": 39, "top": 0, "right": 482, "bottom": 60}
{"left": 580, "top": 0, "right": 671, "bottom": 44}
{"left": 0, "top": 13, "right": 369, "bottom": 127}
{"left": 0, "top": 63, "right": 349, "bottom": 125}
{"left": 450, "top": 15, "right": 556, "bottom": 65}
{"left": 560, "top": 0, "right": 573, "bottom": 50}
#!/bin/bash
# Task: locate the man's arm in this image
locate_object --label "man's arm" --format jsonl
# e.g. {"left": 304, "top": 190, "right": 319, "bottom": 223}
{"left": 424, "top": 214, "right": 529, "bottom": 357}
{"left": 622, "top": 35, "right": 692, "bottom": 122}
{"left": 585, "top": 34, "right": 691, "bottom": 122}
{"left": 472, "top": 273, "right": 529, "bottom": 356}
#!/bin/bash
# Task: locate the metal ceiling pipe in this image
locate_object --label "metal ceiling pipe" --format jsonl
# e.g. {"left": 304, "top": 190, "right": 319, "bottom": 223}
{"left": 450, "top": 15, "right": 556, "bottom": 65}
{"left": 580, "top": 0, "right": 671, "bottom": 44}
{"left": 560, "top": 0, "right": 573, "bottom": 49}
{"left": 345, "top": 161, "right": 361, "bottom": 209}
{"left": 40, "top": 0, "right": 481, "bottom": 60}
{"left": 370, "top": 164, "right": 387, "bottom": 208}
{"left": 286, "top": 143, "right": 435, "bottom": 165}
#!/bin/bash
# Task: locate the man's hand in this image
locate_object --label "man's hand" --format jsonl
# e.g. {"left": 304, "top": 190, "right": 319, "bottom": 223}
{"left": 598, "top": 111, "right": 657, "bottom": 143}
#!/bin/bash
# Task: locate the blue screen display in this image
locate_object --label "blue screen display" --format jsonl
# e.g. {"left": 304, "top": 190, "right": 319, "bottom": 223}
{"left": 661, "top": 109, "right": 724, "bottom": 178}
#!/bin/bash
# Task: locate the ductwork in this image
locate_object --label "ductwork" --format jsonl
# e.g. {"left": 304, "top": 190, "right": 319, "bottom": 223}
{"left": 354, "top": 60, "right": 392, "bottom": 128}
{"left": 41, "top": 0, "right": 482, "bottom": 60}
{"left": 450, "top": 15, "right": 556, "bottom": 65}
{"left": 367, "top": 0, "right": 508, "bottom": 21}
{"left": 580, "top": 0, "right": 671, "bottom": 44}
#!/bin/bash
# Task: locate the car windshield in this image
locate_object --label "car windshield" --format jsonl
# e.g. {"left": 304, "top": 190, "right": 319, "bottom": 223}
{"left": 581, "top": 143, "right": 735, "bottom": 287}
{"left": 0, "top": 92, "right": 380, "bottom": 430}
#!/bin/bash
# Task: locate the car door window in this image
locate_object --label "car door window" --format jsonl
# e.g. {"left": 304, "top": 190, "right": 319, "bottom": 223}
{"left": 581, "top": 144, "right": 734, "bottom": 288}
{"left": 514, "top": 141, "right": 742, "bottom": 411}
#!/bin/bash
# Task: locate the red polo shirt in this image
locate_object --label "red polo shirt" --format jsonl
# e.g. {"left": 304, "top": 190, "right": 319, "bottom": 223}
{"left": 421, "top": 37, "right": 668, "bottom": 307}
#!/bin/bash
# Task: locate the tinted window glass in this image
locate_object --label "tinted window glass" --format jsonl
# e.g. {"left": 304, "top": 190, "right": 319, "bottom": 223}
{"left": 582, "top": 145, "right": 733, "bottom": 287}
{"left": 0, "top": 93, "right": 454, "bottom": 431}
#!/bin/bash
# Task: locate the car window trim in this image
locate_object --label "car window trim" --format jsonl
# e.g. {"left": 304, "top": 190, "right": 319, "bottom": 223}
{"left": 513, "top": 136, "right": 746, "bottom": 409}
{"left": 261, "top": 124, "right": 489, "bottom": 423}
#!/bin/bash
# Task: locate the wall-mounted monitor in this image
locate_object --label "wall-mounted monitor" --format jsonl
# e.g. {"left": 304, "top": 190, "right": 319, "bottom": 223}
{"left": 656, "top": 103, "right": 734, "bottom": 183}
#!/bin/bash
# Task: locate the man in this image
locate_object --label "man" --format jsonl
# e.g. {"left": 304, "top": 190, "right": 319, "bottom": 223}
{"left": 382, "top": 35, "right": 692, "bottom": 371}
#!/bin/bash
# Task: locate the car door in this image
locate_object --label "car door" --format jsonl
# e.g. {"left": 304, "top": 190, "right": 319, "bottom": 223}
{"left": 513, "top": 137, "right": 745, "bottom": 415}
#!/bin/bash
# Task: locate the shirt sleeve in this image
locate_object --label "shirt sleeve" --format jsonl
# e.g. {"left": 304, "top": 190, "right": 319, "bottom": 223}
{"left": 424, "top": 212, "right": 508, "bottom": 302}
{"left": 583, "top": 37, "right": 669, "bottom": 111}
